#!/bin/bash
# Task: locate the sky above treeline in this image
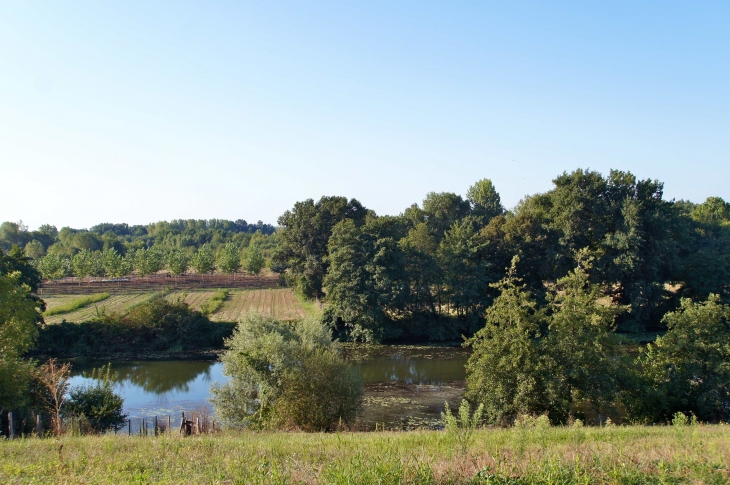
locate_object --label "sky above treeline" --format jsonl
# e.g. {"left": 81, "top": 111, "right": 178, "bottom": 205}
{"left": 1, "top": 1, "right": 729, "bottom": 230}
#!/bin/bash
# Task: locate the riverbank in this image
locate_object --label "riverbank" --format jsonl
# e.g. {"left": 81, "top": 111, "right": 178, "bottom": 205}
{"left": 2, "top": 425, "right": 728, "bottom": 484}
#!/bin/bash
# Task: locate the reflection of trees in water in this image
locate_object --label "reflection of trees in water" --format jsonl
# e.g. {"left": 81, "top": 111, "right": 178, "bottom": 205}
{"left": 358, "top": 356, "right": 468, "bottom": 385}
{"left": 72, "top": 361, "right": 215, "bottom": 394}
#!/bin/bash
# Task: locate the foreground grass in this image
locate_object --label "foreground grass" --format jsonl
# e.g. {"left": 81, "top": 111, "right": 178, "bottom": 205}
{"left": 2, "top": 426, "right": 729, "bottom": 484}
{"left": 43, "top": 292, "right": 111, "bottom": 316}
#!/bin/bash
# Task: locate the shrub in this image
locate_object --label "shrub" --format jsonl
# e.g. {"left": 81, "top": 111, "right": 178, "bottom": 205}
{"left": 442, "top": 399, "right": 483, "bottom": 455}
{"left": 210, "top": 313, "right": 362, "bottom": 431}
{"left": 66, "top": 364, "right": 127, "bottom": 433}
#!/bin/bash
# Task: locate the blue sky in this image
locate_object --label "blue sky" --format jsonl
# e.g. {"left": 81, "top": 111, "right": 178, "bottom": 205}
{"left": 1, "top": 1, "right": 728, "bottom": 229}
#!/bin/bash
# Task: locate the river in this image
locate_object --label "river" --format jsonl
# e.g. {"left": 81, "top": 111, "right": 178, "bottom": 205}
{"left": 69, "top": 346, "right": 470, "bottom": 431}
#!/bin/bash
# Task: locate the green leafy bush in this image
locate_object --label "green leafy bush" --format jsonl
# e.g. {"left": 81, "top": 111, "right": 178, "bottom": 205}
{"left": 66, "top": 364, "right": 127, "bottom": 433}
{"left": 210, "top": 313, "right": 362, "bottom": 431}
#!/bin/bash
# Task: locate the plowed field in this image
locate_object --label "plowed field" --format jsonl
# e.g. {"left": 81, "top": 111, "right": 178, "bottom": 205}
{"left": 211, "top": 288, "right": 305, "bottom": 321}
{"left": 165, "top": 291, "right": 217, "bottom": 311}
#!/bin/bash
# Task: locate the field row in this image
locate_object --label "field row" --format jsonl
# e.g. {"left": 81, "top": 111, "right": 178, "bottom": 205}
{"left": 43, "top": 288, "right": 306, "bottom": 323}
{"left": 166, "top": 288, "right": 306, "bottom": 321}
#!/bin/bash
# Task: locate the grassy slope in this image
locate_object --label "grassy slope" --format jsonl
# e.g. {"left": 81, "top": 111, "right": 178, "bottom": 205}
{"left": 2, "top": 426, "right": 729, "bottom": 484}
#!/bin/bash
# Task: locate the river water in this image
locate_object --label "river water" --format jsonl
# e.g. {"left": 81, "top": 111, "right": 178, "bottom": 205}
{"left": 69, "top": 346, "right": 470, "bottom": 431}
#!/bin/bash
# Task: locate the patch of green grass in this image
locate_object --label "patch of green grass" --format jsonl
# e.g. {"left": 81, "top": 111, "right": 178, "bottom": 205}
{"left": 295, "top": 292, "right": 324, "bottom": 319}
{"left": 43, "top": 293, "right": 111, "bottom": 316}
{"left": 1, "top": 425, "right": 728, "bottom": 484}
{"left": 199, "top": 289, "right": 228, "bottom": 316}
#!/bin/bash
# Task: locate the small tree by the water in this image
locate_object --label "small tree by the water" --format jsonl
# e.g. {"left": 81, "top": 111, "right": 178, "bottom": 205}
{"left": 66, "top": 363, "right": 127, "bottom": 433}
{"left": 209, "top": 313, "right": 362, "bottom": 431}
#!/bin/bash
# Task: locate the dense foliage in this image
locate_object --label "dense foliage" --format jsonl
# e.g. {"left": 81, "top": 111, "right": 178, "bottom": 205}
{"left": 626, "top": 295, "right": 730, "bottom": 423}
{"left": 210, "top": 314, "right": 362, "bottom": 431}
{"left": 268, "top": 170, "right": 730, "bottom": 341}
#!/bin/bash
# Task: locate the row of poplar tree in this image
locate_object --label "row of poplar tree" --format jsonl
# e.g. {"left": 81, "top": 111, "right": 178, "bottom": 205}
{"left": 35, "top": 242, "right": 266, "bottom": 281}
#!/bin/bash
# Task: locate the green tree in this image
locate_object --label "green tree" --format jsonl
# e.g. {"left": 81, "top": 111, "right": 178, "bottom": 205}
{"left": 71, "top": 249, "right": 96, "bottom": 285}
{"left": 0, "top": 221, "right": 30, "bottom": 252}
{"left": 438, "top": 217, "right": 492, "bottom": 331}
{"left": 209, "top": 314, "right": 362, "bottom": 431}
{"left": 37, "top": 253, "right": 71, "bottom": 280}
{"left": 101, "top": 248, "right": 131, "bottom": 279}
{"left": 324, "top": 218, "right": 408, "bottom": 342}
{"left": 217, "top": 243, "right": 241, "bottom": 279}
{"left": 466, "top": 178, "right": 504, "bottom": 223}
{"left": 273, "top": 196, "right": 368, "bottom": 299}
{"left": 66, "top": 364, "right": 128, "bottom": 433}
{"left": 132, "top": 247, "right": 165, "bottom": 277}
{"left": 24, "top": 240, "right": 46, "bottom": 260}
{"left": 546, "top": 259, "right": 624, "bottom": 417}
{"left": 635, "top": 295, "right": 730, "bottom": 422}
{"left": 422, "top": 192, "right": 471, "bottom": 240}
{"left": 166, "top": 249, "right": 189, "bottom": 276}
{"left": 191, "top": 244, "right": 216, "bottom": 278}
{"left": 245, "top": 243, "right": 265, "bottom": 277}
{"left": 0, "top": 272, "right": 42, "bottom": 409}
{"left": 464, "top": 257, "right": 561, "bottom": 424}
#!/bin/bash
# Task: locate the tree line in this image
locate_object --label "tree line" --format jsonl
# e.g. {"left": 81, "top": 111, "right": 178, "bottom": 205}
{"left": 0, "top": 221, "right": 275, "bottom": 282}
{"left": 0, "top": 218, "right": 277, "bottom": 280}
{"left": 273, "top": 169, "right": 730, "bottom": 341}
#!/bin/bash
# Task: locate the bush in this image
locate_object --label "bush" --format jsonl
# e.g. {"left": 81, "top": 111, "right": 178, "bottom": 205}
{"left": 210, "top": 313, "right": 362, "bottom": 431}
{"left": 66, "top": 364, "right": 127, "bottom": 433}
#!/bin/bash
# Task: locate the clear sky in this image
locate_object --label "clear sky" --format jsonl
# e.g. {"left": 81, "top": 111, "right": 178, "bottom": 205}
{"left": 1, "top": 1, "right": 728, "bottom": 230}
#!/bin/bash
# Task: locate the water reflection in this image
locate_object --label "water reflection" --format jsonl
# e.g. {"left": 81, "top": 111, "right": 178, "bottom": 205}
{"left": 72, "top": 361, "right": 215, "bottom": 394}
{"left": 68, "top": 346, "right": 469, "bottom": 422}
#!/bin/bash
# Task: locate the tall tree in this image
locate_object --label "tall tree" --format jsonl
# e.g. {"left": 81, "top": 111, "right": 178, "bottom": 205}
{"left": 466, "top": 178, "right": 504, "bottom": 223}
{"left": 217, "top": 243, "right": 242, "bottom": 279}
{"left": 464, "top": 257, "right": 561, "bottom": 424}
{"left": 0, "top": 272, "right": 42, "bottom": 409}
{"left": 324, "top": 218, "right": 408, "bottom": 342}
{"left": 71, "top": 249, "right": 96, "bottom": 285}
{"left": 245, "top": 243, "right": 265, "bottom": 277}
{"left": 191, "top": 244, "right": 216, "bottom": 279}
{"left": 274, "top": 196, "right": 368, "bottom": 299}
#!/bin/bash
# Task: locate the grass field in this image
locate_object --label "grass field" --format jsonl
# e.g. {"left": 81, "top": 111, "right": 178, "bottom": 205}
{"left": 44, "top": 288, "right": 307, "bottom": 323}
{"left": 2, "top": 425, "right": 728, "bottom": 484}
{"left": 43, "top": 293, "right": 161, "bottom": 324}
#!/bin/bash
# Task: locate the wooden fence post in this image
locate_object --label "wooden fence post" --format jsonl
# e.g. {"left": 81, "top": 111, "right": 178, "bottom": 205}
{"left": 128, "top": 419, "right": 131, "bottom": 436}
{"left": 37, "top": 414, "right": 42, "bottom": 438}
{"left": 8, "top": 412, "right": 13, "bottom": 439}
{"left": 155, "top": 416, "right": 158, "bottom": 436}
{"left": 168, "top": 415, "right": 171, "bottom": 435}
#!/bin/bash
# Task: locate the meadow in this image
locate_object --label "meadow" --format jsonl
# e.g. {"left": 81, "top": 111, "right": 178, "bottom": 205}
{"left": 41, "top": 287, "right": 307, "bottom": 324}
{"left": 2, "top": 425, "right": 728, "bottom": 484}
